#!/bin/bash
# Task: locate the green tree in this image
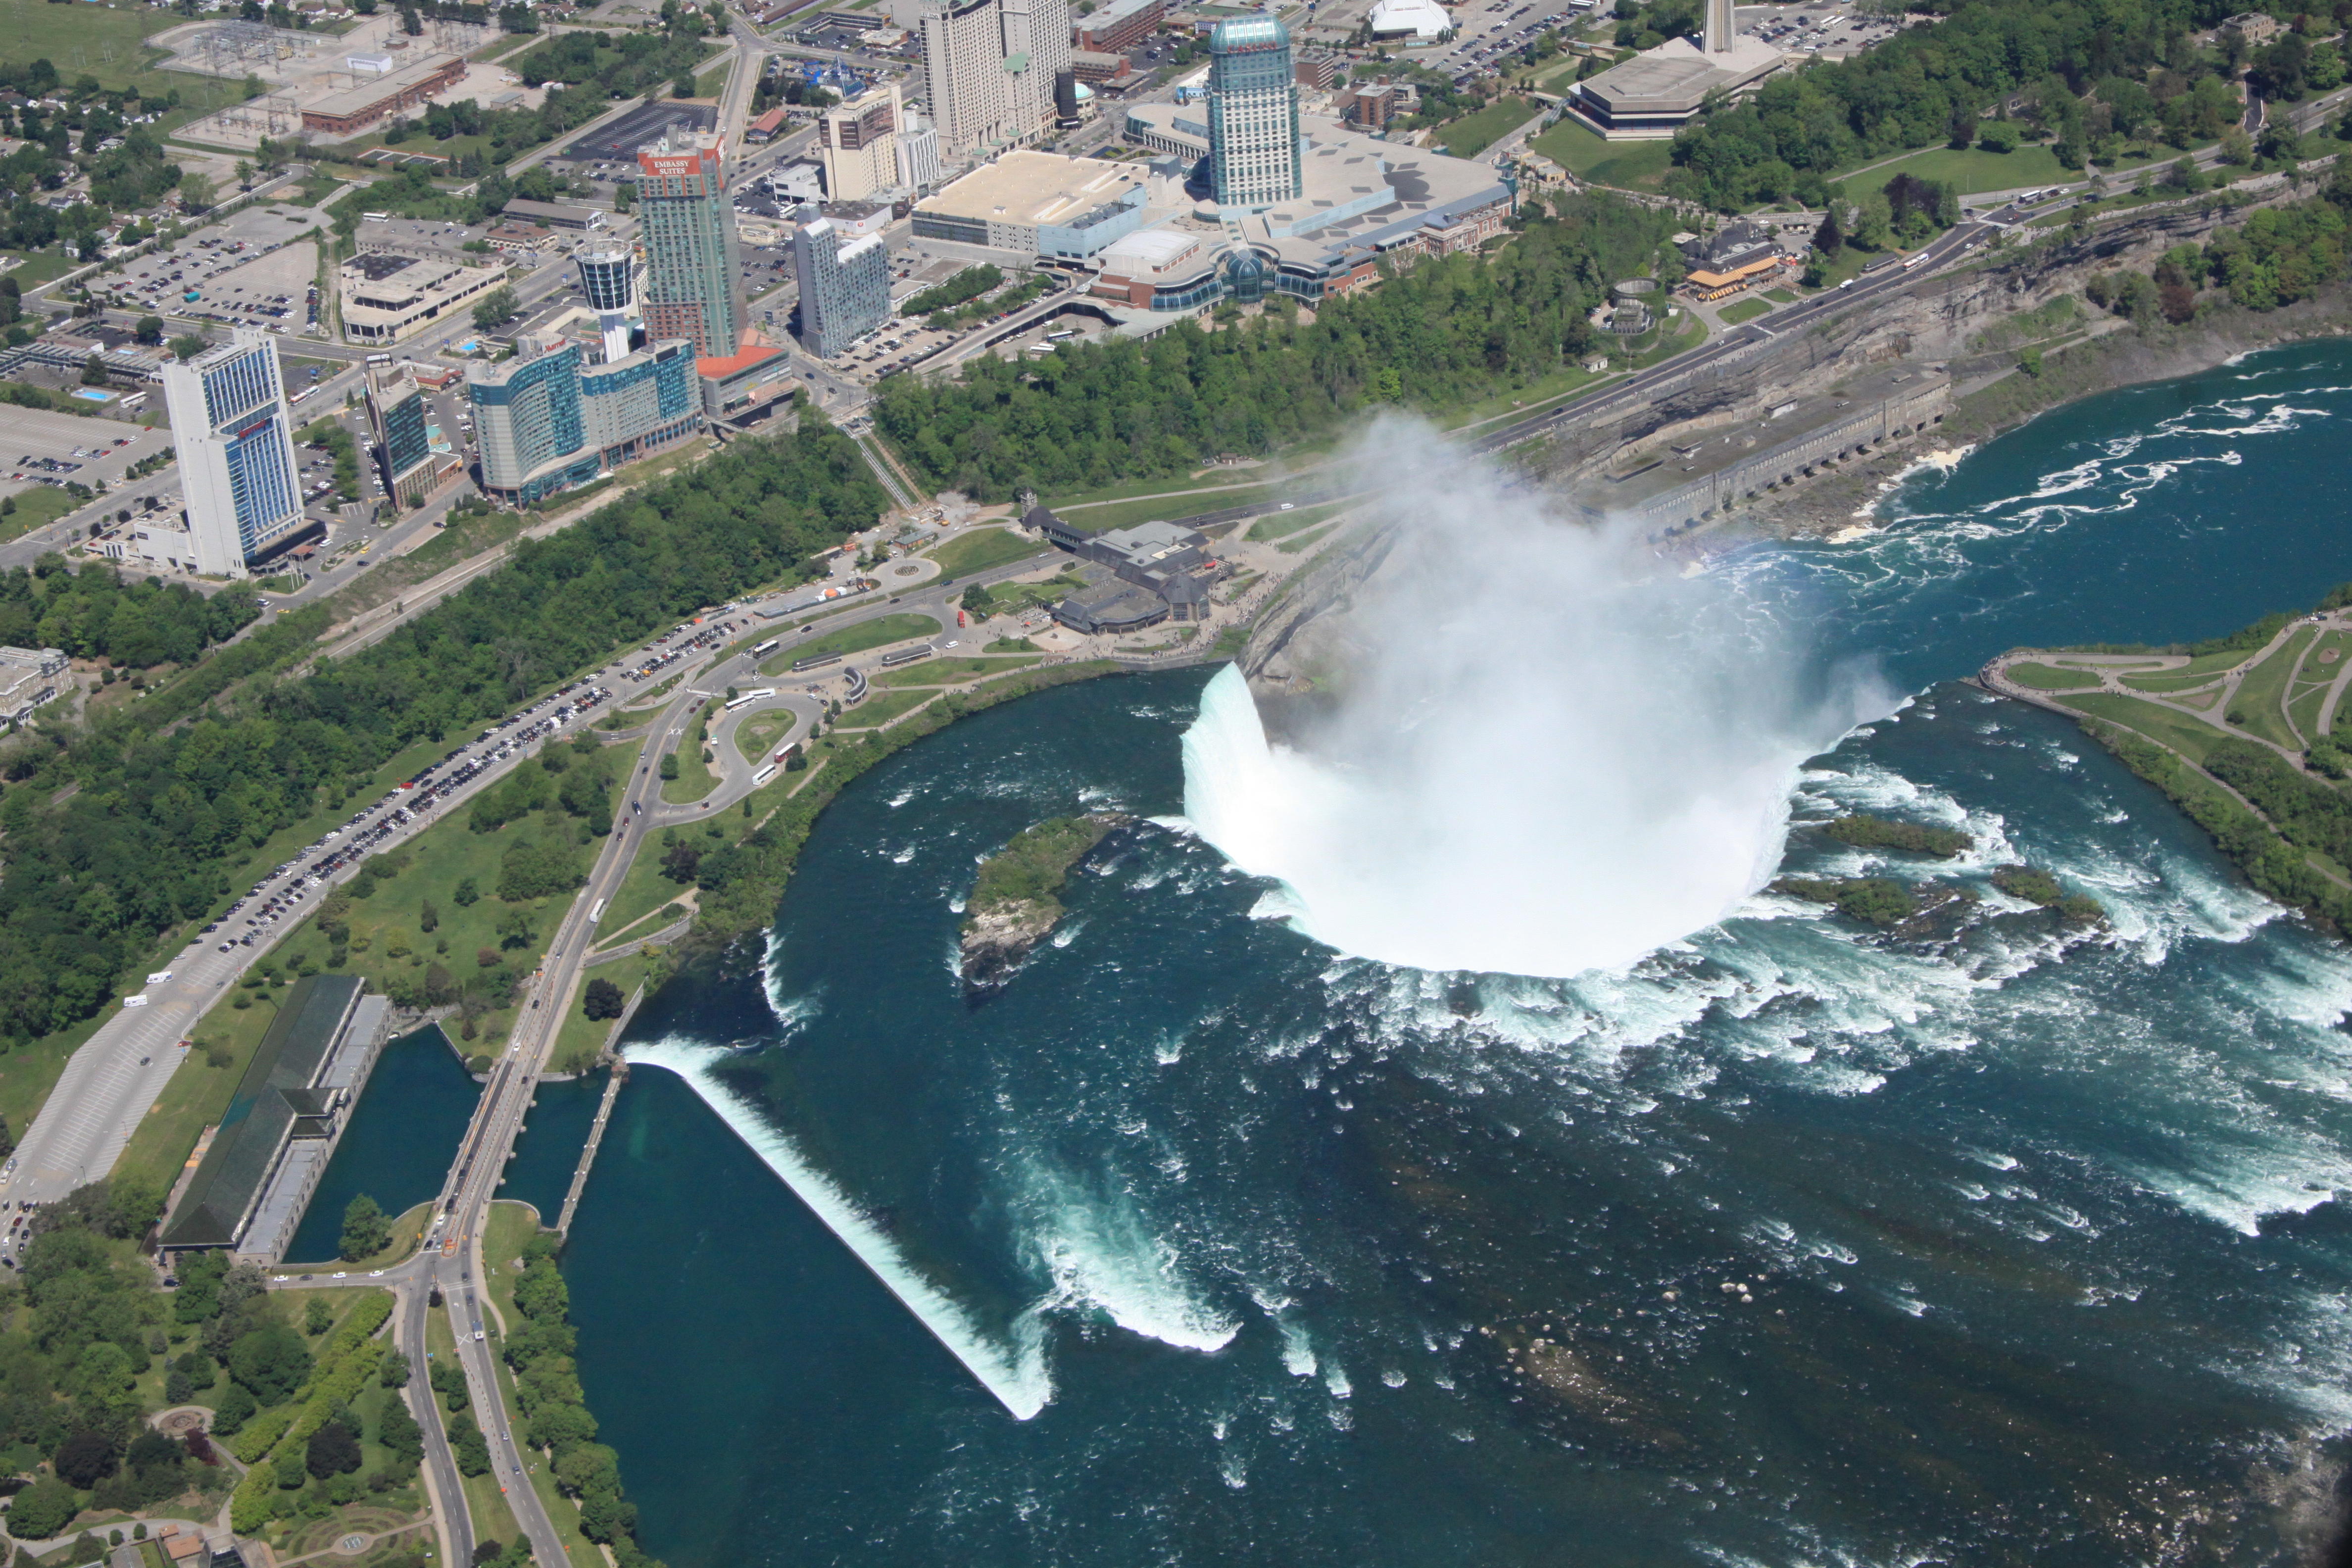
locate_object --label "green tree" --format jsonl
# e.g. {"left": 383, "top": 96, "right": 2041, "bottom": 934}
{"left": 211, "top": 1380, "right": 258, "bottom": 1434}
{"left": 340, "top": 1193, "right": 391, "bottom": 1261}
{"left": 380, "top": 1395, "right": 424, "bottom": 1466}
{"left": 472, "top": 284, "right": 520, "bottom": 331}
{"left": 228, "top": 1322, "right": 313, "bottom": 1403}
{"left": 448, "top": 1411, "right": 492, "bottom": 1476}
{"left": 582, "top": 977, "right": 625, "bottom": 1020}
{"left": 168, "top": 333, "right": 206, "bottom": 360}
{"left": 306, "top": 1421, "right": 362, "bottom": 1479}
{"left": 133, "top": 315, "right": 166, "bottom": 345}
{"left": 305, "top": 1294, "right": 335, "bottom": 1334}
{"left": 80, "top": 353, "right": 108, "bottom": 388}
{"left": 7, "top": 1478, "right": 79, "bottom": 1539}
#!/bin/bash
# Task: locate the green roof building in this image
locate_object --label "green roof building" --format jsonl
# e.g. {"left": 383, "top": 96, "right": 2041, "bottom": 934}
{"left": 159, "top": 975, "right": 390, "bottom": 1259}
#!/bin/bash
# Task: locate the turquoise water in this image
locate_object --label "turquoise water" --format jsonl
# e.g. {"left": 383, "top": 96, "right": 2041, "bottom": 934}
{"left": 563, "top": 341, "right": 2352, "bottom": 1565}
{"left": 285, "top": 1027, "right": 474, "bottom": 1263}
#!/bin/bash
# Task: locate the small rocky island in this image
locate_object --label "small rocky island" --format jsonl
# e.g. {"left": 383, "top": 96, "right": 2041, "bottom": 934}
{"left": 960, "top": 813, "right": 1131, "bottom": 994}
{"left": 1775, "top": 814, "right": 2105, "bottom": 930}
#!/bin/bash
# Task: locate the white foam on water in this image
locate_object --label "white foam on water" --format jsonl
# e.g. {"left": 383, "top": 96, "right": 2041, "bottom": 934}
{"left": 626, "top": 1036, "right": 1055, "bottom": 1420}
{"left": 1017, "top": 1162, "right": 1240, "bottom": 1354}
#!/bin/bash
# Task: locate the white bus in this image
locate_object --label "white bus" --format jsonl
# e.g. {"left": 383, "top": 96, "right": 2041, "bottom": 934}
{"left": 752, "top": 763, "right": 778, "bottom": 786}
{"left": 724, "top": 687, "right": 779, "bottom": 711}
{"left": 751, "top": 638, "right": 780, "bottom": 658}
{"left": 290, "top": 386, "right": 319, "bottom": 406}
{"left": 589, "top": 898, "right": 605, "bottom": 923}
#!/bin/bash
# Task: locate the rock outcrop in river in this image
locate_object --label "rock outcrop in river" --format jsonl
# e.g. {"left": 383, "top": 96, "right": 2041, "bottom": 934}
{"left": 960, "top": 813, "right": 1131, "bottom": 995}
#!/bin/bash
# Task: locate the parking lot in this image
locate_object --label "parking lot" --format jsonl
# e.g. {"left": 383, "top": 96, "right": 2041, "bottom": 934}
{"left": 1, "top": 409, "right": 176, "bottom": 509}
{"left": 107, "top": 203, "right": 329, "bottom": 335}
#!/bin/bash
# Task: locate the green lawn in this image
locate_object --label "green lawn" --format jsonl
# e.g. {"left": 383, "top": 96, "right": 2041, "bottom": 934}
{"left": 1848, "top": 142, "right": 2072, "bottom": 200}
{"left": 1, "top": 486, "right": 80, "bottom": 536}
{"left": 1278, "top": 522, "right": 1342, "bottom": 555}
{"left": 693, "top": 58, "right": 732, "bottom": 98}
{"left": 0, "top": 0, "right": 188, "bottom": 98}
{"left": 1046, "top": 468, "right": 1274, "bottom": 512}
{"left": 1050, "top": 486, "right": 1284, "bottom": 534}
{"left": 759, "top": 612, "right": 942, "bottom": 673}
{"left": 1716, "top": 297, "right": 1772, "bottom": 325}
{"left": 834, "top": 687, "right": 939, "bottom": 729}
{"left": 1763, "top": 288, "right": 1798, "bottom": 303}
{"left": 2005, "top": 660, "right": 2105, "bottom": 690}
{"left": 549, "top": 948, "right": 660, "bottom": 1075}
{"left": 924, "top": 526, "right": 1047, "bottom": 578}
{"left": 1436, "top": 96, "right": 1542, "bottom": 158}
{"left": 660, "top": 701, "right": 721, "bottom": 805}
{"left": 733, "top": 706, "right": 794, "bottom": 761}
{"left": 2057, "top": 691, "right": 2228, "bottom": 765}
{"left": 874, "top": 653, "right": 1044, "bottom": 688}
{"left": 1246, "top": 501, "right": 1347, "bottom": 541}
{"left": 1527, "top": 118, "right": 1675, "bottom": 190}
{"left": 2229, "top": 624, "right": 2313, "bottom": 751}
{"left": 589, "top": 834, "right": 693, "bottom": 948}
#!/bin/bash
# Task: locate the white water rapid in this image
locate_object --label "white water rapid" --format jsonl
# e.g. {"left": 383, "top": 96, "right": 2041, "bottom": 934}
{"left": 1182, "top": 422, "right": 1890, "bottom": 979}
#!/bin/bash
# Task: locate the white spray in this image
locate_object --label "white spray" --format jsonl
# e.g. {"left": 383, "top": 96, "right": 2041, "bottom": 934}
{"left": 1182, "top": 417, "right": 1891, "bottom": 979}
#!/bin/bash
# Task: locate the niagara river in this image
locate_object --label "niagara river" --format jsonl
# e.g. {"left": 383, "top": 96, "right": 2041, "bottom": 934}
{"left": 540, "top": 340, "right": 2352, "bottom": 1567}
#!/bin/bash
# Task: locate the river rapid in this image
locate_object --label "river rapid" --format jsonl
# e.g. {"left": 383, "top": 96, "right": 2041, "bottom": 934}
{"left": 545, "top": 341, "right": 2352, "bottom": 1566}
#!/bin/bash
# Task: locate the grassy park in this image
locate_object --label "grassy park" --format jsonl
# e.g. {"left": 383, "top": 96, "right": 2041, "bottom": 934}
{"left": 1849, "top": 143, "right": 2072, "bottom": 200}
{"left": 759, "top": 612, "right": 942, "bottom": 673}
{"left": 1436, "top": 97, "right": 1542, "bottom": 158}
{"left": 924, "top": 526, "right": 1047, "bottom": 578}
{"left": 1527, "top": 118, "right": 1674, "bottom": 190}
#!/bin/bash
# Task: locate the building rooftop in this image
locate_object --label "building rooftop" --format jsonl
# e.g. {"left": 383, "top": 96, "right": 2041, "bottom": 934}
{"left": 159, "top": 975, "right": 365, "bottom": 1250}
{"left": 917, "top": 150, "right": 1151, "bottom": 227}
{"left": 305, "top": 52, "right": 463, "bottom": 121}
{"left": 1210, "top": 14, "right": 1290, "bottom": 50}
{"left": 1368, "top": 0, "right": 1449, "bottom": 38}
{"left": 1576, "top": 33, "right": 1782, "bottom": 117}
{"left": 1225, "top": 116, "right": 1511, "bottom": 267}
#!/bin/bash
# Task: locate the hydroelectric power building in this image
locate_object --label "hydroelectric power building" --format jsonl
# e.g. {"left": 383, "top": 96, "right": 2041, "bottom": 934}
{"left": 157, "top": 975, "right": 393, "bottom": 1265}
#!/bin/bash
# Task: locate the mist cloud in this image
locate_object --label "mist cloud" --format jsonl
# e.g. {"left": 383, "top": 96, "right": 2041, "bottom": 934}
{"left": 1181, "top": 416, "right": 1892, "bottom": 980}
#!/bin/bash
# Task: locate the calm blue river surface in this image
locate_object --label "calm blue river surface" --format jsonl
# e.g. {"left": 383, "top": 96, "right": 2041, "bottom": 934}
{"left": 559, "top": 341, "right": 2352, "bottom": 1566}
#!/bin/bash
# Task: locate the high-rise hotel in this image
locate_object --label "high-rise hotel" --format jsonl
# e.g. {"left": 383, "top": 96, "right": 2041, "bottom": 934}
{"left": 636, "top": 132, "right": 743, "bottom": 359}
{"left": 1207, "top": 14, "right": 1303, "bottom": 211}
{"left": 918, "top": 0, "right": 1071, "bottom": 154}
{"left": 159, "top": 327, "right": 308, "bottom": 578}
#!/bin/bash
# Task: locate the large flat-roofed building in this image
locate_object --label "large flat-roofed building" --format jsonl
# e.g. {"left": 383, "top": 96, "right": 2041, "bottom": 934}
{"left": 1122, "top": 100, "right": 1211, "bottom": 157}
{"left": 912, "top": 148, "right": 1150, "bottom": 257}
{"left": 157, "top": 976, "right": 392, "bottom": 1263}
{"left": 301, "top": 53, "right": 466, "bottom": 136}
{"left": 1570, "top": 0, "right": 1782, "bottom": 138}
{"left": 1073, "top": 0, "right": 1163, "bottom": 52}
{"left": 339, "top": 250, "right": 510, "bottom": 345}
{"left": 1033, "top": 506, "right": 1225, "bottom": 629}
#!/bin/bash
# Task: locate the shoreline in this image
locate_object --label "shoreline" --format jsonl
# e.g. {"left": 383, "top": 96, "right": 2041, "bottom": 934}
{"left": 1736, "top": 289, "right": 2352, "bottom": 539}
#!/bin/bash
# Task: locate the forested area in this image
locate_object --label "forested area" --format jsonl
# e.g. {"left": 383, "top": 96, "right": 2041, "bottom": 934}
{"left": 0, "top": 1183, "right": 425, "bottom": 1544}
{"left": 0, "top": 423, "right": 885, "bottom": 1053}
{"left": 0, "top": 562, "right": 257, "bottom": 670}
{"left": 1661, "top": 0, "right": 2345, "bottom": 210}
{"left": 874, "top": 192, "right": 1676, "bottom": 500}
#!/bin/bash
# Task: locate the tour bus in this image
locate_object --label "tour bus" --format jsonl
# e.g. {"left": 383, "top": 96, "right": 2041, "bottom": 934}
{"left": 880, "top": 644, "right": 933, "bottom": 668}
{"left": 362, "top": 212, "right": 391, "bottom": 222}
{"left": 366, "top": 352, "right": 393, "bottom": 366}
{"left": 724, "top": 687, "right": 778, "bottom": 711}
{"left": 752, "top": 763, "right": 778, "bottom": 786}
{"left": 1901, "top": 251, "right": 1927, "bottom": 269}
{"left": 589, "top": 899, "right": 605, "bottom": 923}
{"left": 1045, "top": 329, "right": 1078, "bottom": 343}
{"left": 751, "top": 637, "right": 780, "bottom": 658}
{"left": 791, "top": 652, "right": 842, "bottom": 672}
{"left": 1861, "top": 254, "right": 1901, "bottom": 273}
{"left": 290, "top": 386, "right": 318, "bottom": 406}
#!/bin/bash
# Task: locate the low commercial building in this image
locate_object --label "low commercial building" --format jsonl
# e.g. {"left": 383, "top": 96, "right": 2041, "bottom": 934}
{"left": 747, "top": 106, "right": 789, "bottom": 142}
{"left": 157, "top": 975, "right": 393, "bottom": 1263}
{"left": 0, "top": 646, "right": 67, "bottom": 724}
{"left": 340, "top": 250, "right": 510, "bottom": 345}
{"left": 1678, "top": 219, "right": 1793, "bottom": 298}
{"left": 300, "top": 52, "right": 465, "bottom": 136}
{"left": 1073, "top": 0, "right": 1163, "bottom": 53}
{"left": 912, "top": 149, "right": 1151, "bottom": 258}
{"left": 1034, "top": 506, "right": 1224, "bottom": 629}
{"left": 1071, "top": 49, "right": 1140, "bottom": 84}
{"left": 695, "top": 342, "right": 796, "bottom": 423}
{"left": 1569, "top": 22, "right": 1781, "bottom": 139}
{"left": 1368, "top": 0, "right": 1450, "bottom": 42}
{"left": 1121, "top": 100, "right": 1213, "bottom": 157}
{"left": 501, "top": 197, "right": 608, "bottom": 232}
{"left": 485, "top": 220, "right": 559, "bottom": 253}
